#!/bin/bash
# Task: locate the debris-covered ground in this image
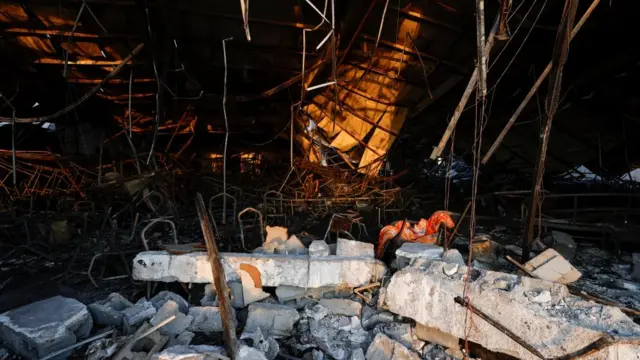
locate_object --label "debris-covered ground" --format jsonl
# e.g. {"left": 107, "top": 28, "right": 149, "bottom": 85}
{"left": 2, "top": 220, "right": 640, "bottom": 360}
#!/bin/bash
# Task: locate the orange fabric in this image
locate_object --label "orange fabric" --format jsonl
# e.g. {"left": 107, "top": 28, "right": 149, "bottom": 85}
{"left": 375, "top": 211, "right": 455, "bottom": 258}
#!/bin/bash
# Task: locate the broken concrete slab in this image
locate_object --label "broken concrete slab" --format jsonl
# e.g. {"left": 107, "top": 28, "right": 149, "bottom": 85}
{"left": 187, "top": 307, "right": 233, "bottom": 334}
{"left": 336, "top": 238, "right": 374, "bottom": 258}
{"left": 88, "top": 292, "right": 134, "bottom": 327}
{"left": 151, "top": 345, "right": 226, "bottom": 360}
{"left": 524, "top": 248, "right": 582, "bottom": 284}
{"left": 123, "top": 299, "right": 157, "bottom": 333}
{"left": 243, "top": 303, "right": 300, "bottom": 338}
{"left": 395, "top": 243, "right": 443, "bottom": 270}
{"left": 150, "top": 291, "right": 190, "bottom": 315}
{"left": 365, "top": 333, "right": 420, "bottom": 360}
{"left": 318, "top": 299, "right": 362, "bottom": 317}
{"left": 133, "top": 251, "right": 387, "bottom": 288}
{"left": 0, "top": 296, "right": 92, "bottom": 360}
{"left": 309, "top": 240, "right": 331, "bottom": 257}
{"left": 349, "top": 348, "right": 365, "bottom": 360}
{"left": 384, "top": 262, "right": 640, "bottom": 360}
{"left": 165, "top": 331, "right": 195, "bottom": 348}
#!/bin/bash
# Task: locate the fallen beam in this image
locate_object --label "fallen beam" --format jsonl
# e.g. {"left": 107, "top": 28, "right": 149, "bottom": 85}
{"left": 132, "top": 251, "right": 387, "bottom": 288}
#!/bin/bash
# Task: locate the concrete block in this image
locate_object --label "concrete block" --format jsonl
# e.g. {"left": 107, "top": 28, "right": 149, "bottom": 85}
{"left": 276, "top": 286, "right": 307, "bottom": 303}
{"left": 0, "top": 296, "right": 92, "bottom": 360}
{"left": 252, "top": 327, "right": 279, "bottom": 360}
{"left": 309, "top": 240, "right": 331, "bottom": 257}
{"left": 150, "top": 291, "right": 189, "bottom": 315}
{"left": 132, "top": 251, "right": 387, "bottom": 288}
{"left": 236, "top": 344, "right": 268, "bottom": 360}
{"left": 524, "top": 248, "right": 582, "bottom": 284}
{"left": 243, "top": 303, "right": 299, "bottom": 338}
{"left": 395, "top": 243, "right": 443, "bottom": 270}
{"left": 123, "top": 299, "right": 157, "bottom": 333}
{"left": 441, "top": 249, "right": 465, "bottom": 266}
{"left": 384, "top": 262, "right": 640, "bottom": 359}
{"left": 265, "top": 226, "right": 288, "bottom": 244}
{"left": 336, "top": 238, "right": 374, "bottom": 258}
{"left": 151, "top": 345, "right": 226, "bottom": 360}
{"left": 470, "top": 235, "right": 499, "bottom": 264}
{"left": 187, "top": 307, "right": 233, "bottom": 334}
{"left": 318, "top": 299, "right": 362, "bottom": 317}
{"left": 365, "top": 333, "right": 420, "bottom": 360}
{"left": 150, "top": 301, "right": 193, "bottom": 336}
{"left": 88, "top": 292, "right": 134, "bottom": 326}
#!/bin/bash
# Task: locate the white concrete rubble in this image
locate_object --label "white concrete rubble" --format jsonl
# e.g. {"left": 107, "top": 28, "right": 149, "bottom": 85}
{"left": 309, "top": 240, "right": 331, "bottom": 257}
{"left": 150, "top": 301, "right": 193, "bottom": 336}
{"left": 384, "top": 262, "right": 640, "bottom": 359}
{"left": 336, "top": 238, "right": 374, "bottom": 258}
{"left": 441, "top": 249, "right": 465, "bottom": 266}
{"left": 150, "top": 291, "right": 190, "bottom": 315}
{"left": 524, "top": 248, "right": 582, "bottom": 284}
{"left": 187, "top": 307, "right": 233, "bottom": 334}
{"left": 395, "top": 243, "right": 443, "bottom": 269}
{"left": 243, "top": 303, "right": 300, "bottom": 338}
{"left": 236, "top": 344, "right": 268, "bottom": 360}
{"left": 88, "top": 292, "right": 134, "bottom": 326}
{"left": 151, "top": 345, "right": 226, "bottom": 360}
{"left": 252, "top": 327, "right": 279, "bottom": 360}
{"left": 318, "top": 299, "right": 362, "bottom": 317}
{"left": 123, "top": 299, "right": 157, "bottom": 333}
{"left": 0, "top": 296, "right": 93, "bottom": 360}
{"left": 365, "top": 333, "right": 420, "bottom": 360}
{"left": 132, "top": 251, "right": 386, "bottom": 288}
{"left": 349, "top": 348, "right": 365, "bottom": 360}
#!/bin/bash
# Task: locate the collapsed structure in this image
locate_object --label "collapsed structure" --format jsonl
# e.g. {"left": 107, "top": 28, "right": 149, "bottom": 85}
{"left": 2, "top": 0, "right": 640, "bottom": 359}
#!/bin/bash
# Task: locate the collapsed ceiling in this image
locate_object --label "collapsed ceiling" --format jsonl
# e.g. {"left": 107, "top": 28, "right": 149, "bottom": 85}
{"left": 0, "top": 0, "right": 639, "bottom": 185}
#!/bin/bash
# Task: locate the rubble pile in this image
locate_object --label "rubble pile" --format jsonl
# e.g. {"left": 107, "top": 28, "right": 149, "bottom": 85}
{"left": 2, "top": 230, "right": 640, "bottom": 360}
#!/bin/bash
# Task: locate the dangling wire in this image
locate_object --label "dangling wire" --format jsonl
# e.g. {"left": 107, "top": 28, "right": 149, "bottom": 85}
{"left": 221, "top": 37, "right": 233, "bottom": 221}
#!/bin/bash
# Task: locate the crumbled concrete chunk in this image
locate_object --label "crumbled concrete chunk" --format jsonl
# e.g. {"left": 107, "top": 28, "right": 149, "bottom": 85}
{"left": 265, "top": 226, "right": 288, "bottom": 244}
{"left": 378, "top": 323, "right": 424, "bottom": 352}
{"left": 151, "top": 345, "right": 226, "bottom": 360}
{"left": 441, "top": 249, "right": 465, "bottom": 266}
{"left": 349, "top": 348, "right": 365, "bottom": 360}
{"left": 187, "top": 307, "right": 231, "bottom": 334}
{"left": 150, "top": 291, "right": 189, "bottom": 315}
{"left": 276, "top": 286, "right": 307, "bottom": 303}
{"left": 524, "top": 248, "right": 582, "bottom": 284}
{"left": 200, "top": 284, "right": 219, "bottom": 307}
{"left": 150, "top": 300, "right": 193, "bottom": 336}
{"left": 243, "top": 303, "right": 299, "bottom": 338}
{"left": 309, "top": 240, "right": 331, "bottom": 257}
{"left": 0, "top": 296, "right": 92, "bottom": 360}
{"left": 395, "top": 243, "right": 443, "bottom": 270}
{"left": 123, "top": 299, "right": 157, "bottom": 333}
{"left": 252, "top": 327, "right": 279, "bottom": 360}
{"left": 365, "top": 333, "right": 420, "bottom": 360}
{"left": 88, "top": 292, "right": 134, "bottom": 326}
{"left": 236, "top": 344, "right": 268, "bottom": 360}
{"left": 384, "top": 262, "right": 640, "bottom": 359}
{"left": 336, "top": 238, "right": 374, "bottom": 258}
{"left": 318, "top": 299, "right": 362, "bottom": 317}
{"left": 165, "top": 331, "right": 195, "bottom": 348}
{"left": 470, "top": 235, "right": 499, "bottom": 265}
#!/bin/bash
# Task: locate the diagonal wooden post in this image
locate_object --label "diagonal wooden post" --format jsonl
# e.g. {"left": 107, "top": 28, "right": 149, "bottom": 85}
{"left": 195, "top": 193, "right": 238, "bottom": 357}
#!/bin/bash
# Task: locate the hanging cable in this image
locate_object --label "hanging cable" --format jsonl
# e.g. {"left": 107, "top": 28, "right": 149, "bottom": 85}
{"left": 222, "top": 37, "right": 233, "bottom": 220}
